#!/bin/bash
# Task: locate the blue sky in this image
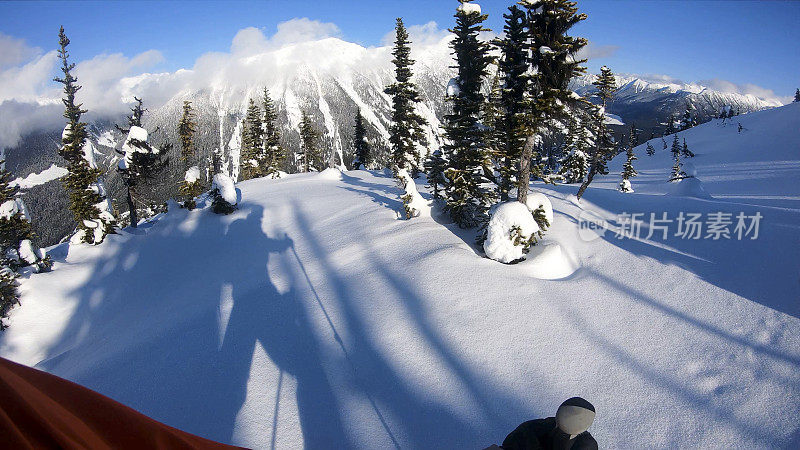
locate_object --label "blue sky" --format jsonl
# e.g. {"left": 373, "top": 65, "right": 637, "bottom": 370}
{"left": 0, "top": 0, "right": 798, "bottom": 100}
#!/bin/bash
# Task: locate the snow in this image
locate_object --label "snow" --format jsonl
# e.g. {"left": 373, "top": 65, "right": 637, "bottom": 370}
{"left": 317, "top": 167, "right": 343, "bottom": 181}
{"left": 446, "top": 77, "right": 460, "bottom": 98}
{"left": 211, "top": 173, "right": 237, "bottom": 205}
{"left": 618, "top": 178, "right": 633, "bottom": 193}
{"left": 396, "top": 168, "right": 430, "bottom": 219}
{"left": 524, "top": 192, "right": 554, "bottom": 226}
{"left": 0, "top": 199, "right": 19, "bottom": 219}
{"left": 1, "top": 103, "right": 800, "bottom": 448}
{"left": 184, "top": 166, "right": 201, "bottom": 184}
{"left": 484, "top": 201, "right": 540, "bottom": 264}
{"left": 128, "top": 126, "right": 148, "bottom": 142}
{"left": 603, "top": 112, "right": 624, "bottom": 126}
{"left": 18, "top": 239, "right": 42, "bottom": 266}
{"left": 10, "top": 164, "right": 68, "bottom": 189}
{"left": 457, "top": 2, "right": 481, "bottom": 14}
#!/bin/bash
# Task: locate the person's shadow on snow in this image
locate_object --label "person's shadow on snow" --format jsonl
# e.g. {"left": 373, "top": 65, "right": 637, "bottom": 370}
{"left": 209, "top": 204, "right": 351, "bottom": 448}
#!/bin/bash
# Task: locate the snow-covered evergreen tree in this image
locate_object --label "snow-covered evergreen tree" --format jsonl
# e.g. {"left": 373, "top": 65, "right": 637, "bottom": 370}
{"left": 54, "top": 27, "right": 115, "bottom": 244}
{"left": 442, "top": 0, "right": 495, "bottom": 228}
{"left": 116, "top": 98, "right": 167, "bottom": 228}
{"left": 240, "top": 98, "right": 264, "bottom": 181}
{"left": 261, "top": 88, "right": 284, "bottom": 178}
{"left": 681, "top": 104, "right": 696, "bottom": 131}
{"left": 619, "top": 132, "right": 638, "bottom": 193}
{"left": 558, "top": 114, "right": 589, "bottom": 183}
{"left": 670, "top": 149, "right": 687, "bottom": 182}
{"left": 682, "top": 138, "right": 695, "bottom": 158}
{"left": 0, "top": 159, "right": 50, "bottom": 273}
{"left": 424, "top": 149, "right": 447, "bottom": 200}
{"left": 179, "top": 166, "right": 203, "bottom": 211}
{"left": 210, "top": 173, "right": 237, "bottom": 215}
{"left": 0, "top": 155, "right": 51, "bottom": 329}
{"left": 352, "top": 110, "right": 371, "bottom": 170}
{"left": 178, "top": 101, "right": 197, "bottom": 165}
{"left": 299, "top": 111, "right": 322, "bottom": 172}
{"left": 794, "top": 88, "right": 800, "bottom": 103}
{"left": 495, "top": 4, "right": 528, "bottom": 201}
{"left": 385, "top": 18, "right": 427, "bottom": 175}
{"left": 646, "top": 141, "right": 656, "bottom": 156}
{"left": 665, "top": 114, "right": 677, "bottom": 135}
{"left": 519, "top": 0, "right": 588, "bottom": 204}
{"left": 576, "top": 64, "right": 615, "bottom": 200}
{"left": 671, "top": 133, "right": 682, "bottom": 159}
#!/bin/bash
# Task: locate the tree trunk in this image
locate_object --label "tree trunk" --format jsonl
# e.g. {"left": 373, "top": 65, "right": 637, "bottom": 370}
{"left": 517, "top": 134, "right": 536, "bottom": 204}
{"left": 576, "top": 165, "right": 596, "bottom": 200}
{"left": 126, "top": 187, "right": 137, "bottom": 228}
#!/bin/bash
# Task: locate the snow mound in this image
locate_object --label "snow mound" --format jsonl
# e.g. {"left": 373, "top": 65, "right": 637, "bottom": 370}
{"left": 184, "top": 166, "right": 201, "bottom": 184}
{"left": 212, "top": 174, "right": 237, "bottom": 205}
{"left": 18, "top": 239, "right": 43, "bottom": 266}
{"left": 484, "top": 202, "right": 540, "bottom": 264}
{"left": 128, "top": 126, "right": 148, "bottom": 142}
{"left": 666, "top": 177, "right": 713, "bottom": 199}
{"left": 525, "top": 192, "right": 554, "bottom": 226}
{"left": 520, "top": 243, "right": 578, "bottom": 280}
{"left": 619, "top": 179, "right": 633, "bottom": 193}
{"left": 317, "top": 167, "right": 343, "bottom": 180}
{"left": 457, "top": 2, "right": 481, "bottom": 14}
{"left": 0, "top": 199, "right": 20, "bottom": 219}
{"left": 396, "top": 169, "right": 430, "bottom": 219}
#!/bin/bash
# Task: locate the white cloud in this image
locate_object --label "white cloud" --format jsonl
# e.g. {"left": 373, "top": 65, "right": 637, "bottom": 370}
{"left": 270, "top": 18, "right": 341, "bottom": 48}
{"left": 0, "top": 33, "right": 41, "bottom": 70}
{"left": 381, "top": 21, "right": 450, "bottom": 48}
{"left": 576, "top": 42, "right": 619, "bottom": 61}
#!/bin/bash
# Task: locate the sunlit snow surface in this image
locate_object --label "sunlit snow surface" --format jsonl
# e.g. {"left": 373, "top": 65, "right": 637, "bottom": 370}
{"left": 1, "top": 104, "right": 799, "bottom": 448}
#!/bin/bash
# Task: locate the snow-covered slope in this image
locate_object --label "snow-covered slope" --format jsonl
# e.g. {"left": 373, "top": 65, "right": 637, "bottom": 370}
{"left": 1, "top": 101, "right": 798, "bottom": 450}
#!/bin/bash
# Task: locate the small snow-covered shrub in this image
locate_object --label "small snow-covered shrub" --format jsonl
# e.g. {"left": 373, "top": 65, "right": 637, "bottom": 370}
{"left": 210, "top": 174, "right": 237, "bottom": 215}
{"left": 619, "top": 179, "right": 633, "bottom": 193}
{"left": 525, "top": 192, "right": 553, "bottom": 233}
{"left": 180, "top": 166, "right": 203, "bottom": 210}
{"left": 396, "top": 169, "right": 429, "bottom": 219}
{"left": 484, "top": 202, "right": 541, "bottom": 264}
{"left": 0, "top": 266, "right": 19, "bottom": 330}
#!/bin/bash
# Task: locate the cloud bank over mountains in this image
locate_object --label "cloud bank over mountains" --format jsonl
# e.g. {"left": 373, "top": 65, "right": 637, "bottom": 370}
{"left": 0, "top": 19, "right": 788, "bottom": 150}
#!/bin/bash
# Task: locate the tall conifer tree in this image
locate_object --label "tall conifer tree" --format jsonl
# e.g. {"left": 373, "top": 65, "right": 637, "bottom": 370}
{"left": 576, "top": 65, "right": 616, "bottom": 200}
{"left": 261, "top": 88, "right": 284, "bottom": 178}
{"left": 352, "top": 110, "right": 371, "bottom": 170}
{"left": 54, "top": 27, "right": 115, "bottom": 244}
{"left": 385, "top": 18, "right": 428, "bottom": 175}
{"left": 442, "top": 0, "right": 495, "bottom": 228}
{"left": 299, "top": 111, "right": 321, "bottom": 173}
{"left": 240, "top": 98, "right": 264, "bottom": 180}
{"left": 518, "top": 0, "right": 588, "bottom": 204}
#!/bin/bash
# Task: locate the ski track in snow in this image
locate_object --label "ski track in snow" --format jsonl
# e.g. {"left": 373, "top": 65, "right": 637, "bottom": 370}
{"left": 1, "top": 105, "right": 799, "bottom": 449}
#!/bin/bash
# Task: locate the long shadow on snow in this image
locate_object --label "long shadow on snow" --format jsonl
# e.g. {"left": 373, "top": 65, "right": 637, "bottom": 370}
{"left": 31, "top": 203, "right": 352, "bottom": 448}
{"left": 292, "top": 203, "right": 533, "bottom": 448}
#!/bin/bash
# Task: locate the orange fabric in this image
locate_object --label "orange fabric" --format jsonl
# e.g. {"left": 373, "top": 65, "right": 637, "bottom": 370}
{"left": 0, "top": 356, "right": 245, "bottom": 450}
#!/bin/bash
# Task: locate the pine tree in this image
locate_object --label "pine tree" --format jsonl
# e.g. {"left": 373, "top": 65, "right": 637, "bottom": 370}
{"left": 116, "top": 98, "right": 167, "bottom": 228}
{"left": 682, "top": 137, "right": 694, "bottom": 158}
{"left": 442, "top": 0, "right": 495, "bottom": 228}
{"left": 646, "top": 141, "right": 655, "bottom": 156}
{"left": 557, "top": 114, "right": 589, "bottom": 183}
{"left": 494, "top": 4, "right": 528, "bottom": 201}
{"left": 0, "top": 156, "right": 52, "bottom": 329}
{"left": 619, "top": 131, "right": 638, "bottom": 193}
{"left": 178, "top": 101, "right": 197, "bottom": 165}
{"left": 576, "top": 64, "right": 615, "bottom": 200}
{"left": 261, "top": 88, "right": 284, "bottom": 178}
{"left": 177, "top": 101, "right": 201, "bottom": 209}
{"left": 671, "top": 134, "right": 682, "bottom": 159}
{"left": 681, "top": 104, "right": 696, "bottom": 130}
{"left": 670, "top": 150, "right": 686, "bottom": 182}
{"left": 385, "top": 18, "right": 428, "bottom": 175}
{"left": 240, "top": 98, "right": 263, "bottom": 180}
{"left": 665, "top": 114, "right": 677, "bottom": 135}
{"left": 54, "top": 27, "right": 115, "bottom": 244}
{"left": 662, "top": 136, "right": 668, "bottom": 151}
{"left": 352, "top": 109, "right": 371, "bottom": 170}
{"left": 424, "top": 149, "right": 447, "bottom": 200}
{"left": 520, "top": 0, "right": 588, "bottom": 204}
{"left": 299, "top": 111, "right": 322, "bottom": 173}
{"left": 794, "top": 88, "right": 800, "bottom": 103}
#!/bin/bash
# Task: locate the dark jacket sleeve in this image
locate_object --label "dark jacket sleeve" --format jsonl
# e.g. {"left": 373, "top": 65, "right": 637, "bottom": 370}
{"left": 571, "top": 432, "right": 598, "bottom": 450}
{"left": 501, "top": 417, "right": 556, "bottom": 450}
